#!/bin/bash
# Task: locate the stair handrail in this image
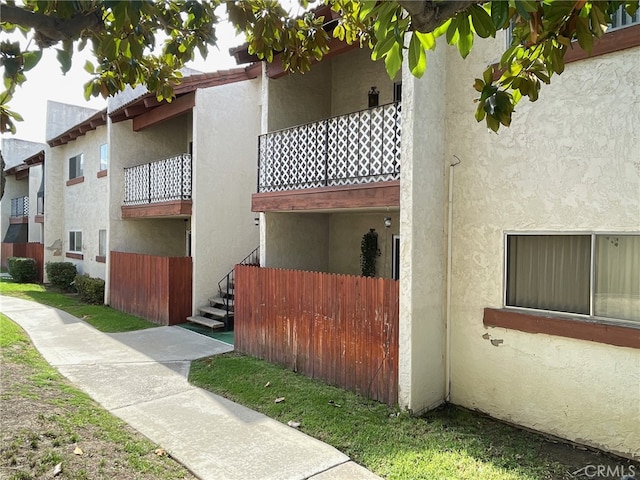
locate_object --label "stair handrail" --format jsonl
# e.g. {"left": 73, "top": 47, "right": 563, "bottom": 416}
{"left": 217, "top": 246, "right": 260, "bottom": 321}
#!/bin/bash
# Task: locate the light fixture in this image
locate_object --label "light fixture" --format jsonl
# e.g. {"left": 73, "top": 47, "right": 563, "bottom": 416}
{"left": 384, "top": 217, "right": 392, "bottom": 228}
{"left": 254, "top": 217, "right": 260, "bottom": 226}
{"left": 368, "top": 86, "right": 379, "bottom": 108}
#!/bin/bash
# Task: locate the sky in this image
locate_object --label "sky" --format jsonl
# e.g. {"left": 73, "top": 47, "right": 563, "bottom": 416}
{"left": 3, "top": 19, "right": 246, "bottom": 145}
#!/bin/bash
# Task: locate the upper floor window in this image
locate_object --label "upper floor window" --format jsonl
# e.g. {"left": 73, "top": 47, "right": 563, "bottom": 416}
{"left": 68, "top": 230, "right": 83, "bottom": 254}
{"left": 100, "top": 144, "right": 108, "bottom": 171}
{"left": 505, "top": 233, "right": 640, "bottom": 323}
{"left": 98, "top": 229, "right": 107, "bottom": 257}
{"left": 69, "top": 154, "right": 83, "bottom": 180}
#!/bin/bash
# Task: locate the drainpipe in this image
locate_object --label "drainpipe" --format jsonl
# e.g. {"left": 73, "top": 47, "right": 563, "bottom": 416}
{"left": 445, "top": 155, "right": 461, "bottom": 403}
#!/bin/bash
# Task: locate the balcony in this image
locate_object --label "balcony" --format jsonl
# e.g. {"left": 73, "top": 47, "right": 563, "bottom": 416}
{"left": 10, "top": 196, "right": 29, "bottom": 223}
{"left": 122, "top": 153, "right": 192, "bottom": 218}
{"left": 253, "top": 103, "right": 401, "bottom": 211}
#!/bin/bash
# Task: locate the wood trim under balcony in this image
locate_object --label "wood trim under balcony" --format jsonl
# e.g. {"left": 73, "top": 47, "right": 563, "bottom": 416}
{"left": 121, "top": 200, "right": 192, "bottom": 218}
{"left": 35, "top": 215, "right": 44, "bottom": 224}
{"left": 9, "top": 216, "right": 28, "bottom": 224}
{"left": 252, "top": 180, "right": 400, "bottom": 212}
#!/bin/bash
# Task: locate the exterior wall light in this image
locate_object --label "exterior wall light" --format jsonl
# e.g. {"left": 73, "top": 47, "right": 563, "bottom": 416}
{"left": 254, "top": 217, "right": 260, "bottom": 226}
{"left": 384, "top": 217, "right": 392, "bottom": 228}
{"left": 368, "top": 86, "right": 379, "bottom": 108}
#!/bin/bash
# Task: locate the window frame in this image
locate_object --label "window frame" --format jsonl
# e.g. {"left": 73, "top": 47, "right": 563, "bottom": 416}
{"left": 68, "top": 153, "right": 84, "bottom": 180}
{"left": 99, "top": 143, "right": 108, "bottom": 172}
{"left": 503, "top": 231, "right": 639, "bottom": 327}
{"left": 68, "top": 230, "right": 83, "bottom": 254}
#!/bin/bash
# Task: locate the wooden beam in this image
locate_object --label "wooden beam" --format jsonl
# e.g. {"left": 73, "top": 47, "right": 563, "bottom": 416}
{"left": 251, "top": 180, "right": 400, "bottom": 212}
{"left": 121, "top": 200, "right": 192, "bottom": 218}
{"left": 124, "top": 104, "right": 150, "bottom": 118}
{"left": 266, "top": 38, "right": 358, "bottom": 79}
{"left": 132, "top": 92, "right": 195, "bottom": 132}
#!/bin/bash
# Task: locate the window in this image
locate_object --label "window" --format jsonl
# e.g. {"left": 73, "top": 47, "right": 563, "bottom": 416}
{"left": 68, "top": 231, "right": 82, "bottom": 253}
{"left": 99, "top": 144, "right": 108, "bottom": 171}
{"left": 98, "top": 229, "right": 107, "bottom": 257}
{"left": 392, "top": 234, "right": 400, "bottom": 280}
{"left": 505, "top": 234, "right": 640, "bottom": 322}
{"left": 69, "top": 154, "right": 83, "bottom": 179}
{"left": 393, "top": 82, "right": 402, "bottom": 103}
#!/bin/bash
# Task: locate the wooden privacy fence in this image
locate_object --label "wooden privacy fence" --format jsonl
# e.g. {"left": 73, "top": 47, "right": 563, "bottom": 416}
{"left": 235, "top": 265, "right": 399, "bottom": 405}
{"left": 1, "top": 242, "right": 44, "bottom": 282}
{"left": 109, "top": 251, "right": 192, "bottom": 325}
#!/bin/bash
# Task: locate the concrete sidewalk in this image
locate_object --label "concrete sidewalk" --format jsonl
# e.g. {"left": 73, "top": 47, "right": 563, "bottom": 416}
{"left": 0, "top": 296, "right": 382, "bottom": 480}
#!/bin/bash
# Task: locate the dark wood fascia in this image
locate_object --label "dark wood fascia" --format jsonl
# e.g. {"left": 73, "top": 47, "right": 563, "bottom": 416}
{"left": 132, "top": 92, "right": 195, "bottom": 132}
{"left": 565, "top": 24, "right": 640, "bottom": 63}
{"left": 35, "top": 215, "right": 44, "bottom": 224}
{"left": 66, "top": 176, "right": 85, "bottom": 186}
{"left": 483, "top": 307, "right": 640, "bottom": 349}
{"left": 65, "top": 252, "right": 83, "bottom": 260}
{"left": 252, "top": 180, "right": 400, "bottom": 212}
{"left": 121, "top": 200, "right": 192, "bottom": 218}
{"left": 97, "top": 169, "right": 108, "bottom": 178}
{"left": 9, "top": 216, "right": 28, "bottom": 224}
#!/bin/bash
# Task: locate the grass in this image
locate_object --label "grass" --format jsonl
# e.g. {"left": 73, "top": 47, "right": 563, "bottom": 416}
{"left": 190, "top": 353, "right": 637, "bottom": 480}
{"left": 0, "top": 314, "right": 193, "bottom": 480}
{"left": 0, "top": 279, "right": 156, "bottom": 333}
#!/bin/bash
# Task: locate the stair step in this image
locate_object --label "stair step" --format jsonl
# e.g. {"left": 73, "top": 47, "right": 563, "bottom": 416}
{"left": 199, "top": 305, "right": 233, "bottom": 318}
{"left": 210, "top": 296, "right": 234, "bottom": 307}
{"left": 187, "top": 315, "right": 225, "bottom": 329}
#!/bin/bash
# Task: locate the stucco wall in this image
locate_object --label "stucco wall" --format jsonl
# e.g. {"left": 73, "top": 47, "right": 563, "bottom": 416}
{"left": 263, "top": 212, "right": 330, "bottom": 271}
{"left": 328, "top": 212, "right": 399, "bottom": 277}
{"left": 443, "top": 34, "right": 640, "bottom": 457}
{"left": 398, "top": 40, "right": 448, "bottom": 414}
{"left": 43, "top": 144, "right": 64, "bottom": 277}
{"left": 191, "top": 79, "right": 261, "bottom": 310}
{"left": 331, "top": 48, "right": 398, "bottom": 116}
{"left": 28, "top": 165, "right": 43, "bottom": 243}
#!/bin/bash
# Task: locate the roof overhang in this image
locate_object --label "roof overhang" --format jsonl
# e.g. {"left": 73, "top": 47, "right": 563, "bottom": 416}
{"left": 48, "top": 110, "right": 107, "bottom": 147}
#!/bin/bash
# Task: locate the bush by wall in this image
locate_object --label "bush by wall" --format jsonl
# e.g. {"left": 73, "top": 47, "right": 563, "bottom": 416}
{"left": 7, "top": 257, "right": 37, "bottom": 283}
{"left": 46, "top": 262, "right": 77, "bottom": 291}
{"left": 74, "top": 274, "right": 105, "bottom": 304}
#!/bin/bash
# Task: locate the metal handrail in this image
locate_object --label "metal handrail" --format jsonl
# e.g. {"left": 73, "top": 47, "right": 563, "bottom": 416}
{"left": 123, "top": 153, "right": 192, "bottom": 206}
{"left": 217, "top": 246, "right": 260, "bottom": 325}
{"left": 257, "top": 102, "right": 401, "bottom": 193}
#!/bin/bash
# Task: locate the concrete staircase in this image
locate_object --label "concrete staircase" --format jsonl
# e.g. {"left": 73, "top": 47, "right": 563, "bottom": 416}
{"left": 187, "top": 286, "right": 234, "bottom": 330}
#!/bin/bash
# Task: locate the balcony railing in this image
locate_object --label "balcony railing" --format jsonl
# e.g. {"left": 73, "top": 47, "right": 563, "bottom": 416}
{"left": 258, "top": 102, "right": 401, "bottom": 193}
{"left": 123, "top": 154, "right": 192, "bottom": 206}
{"left": 10, "top": 196, "right": 29, "bottom": 217}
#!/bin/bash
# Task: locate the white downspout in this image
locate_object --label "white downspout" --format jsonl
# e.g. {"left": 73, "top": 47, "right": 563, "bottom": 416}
{"left": 445, "top": 155, "right": 461, "bottom": 402}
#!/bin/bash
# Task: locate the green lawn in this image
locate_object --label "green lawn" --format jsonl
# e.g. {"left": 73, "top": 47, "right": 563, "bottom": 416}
{"left": 0, "top": 279, "right": 156, "bottom": 333}
{"left": 190, "top": 353, "right": 636, "bottom": 480}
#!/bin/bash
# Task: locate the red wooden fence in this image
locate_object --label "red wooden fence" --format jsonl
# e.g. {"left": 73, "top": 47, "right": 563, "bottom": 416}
{"left": 109, "top": 251, "right": 192, "bottom": 326}
{"left": 1, "top": 242, "right": 45, "bottom": 283}
{"left": 235, "top": 265, "right": 399, "bottom": 405}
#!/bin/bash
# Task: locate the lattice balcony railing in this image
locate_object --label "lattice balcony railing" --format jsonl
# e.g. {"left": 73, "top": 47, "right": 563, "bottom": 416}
{"left": 258, "top": 102, "right": 401, "bottom": 193}
{"left": 123, "top": 153, "right": 192, "bottom": 206}
{"left": 10, "top": 196, "right": 29, "bottom": 217}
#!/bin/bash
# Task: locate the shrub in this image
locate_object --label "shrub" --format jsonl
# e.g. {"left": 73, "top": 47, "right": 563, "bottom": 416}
{"left": 74, "top": 274, "right": 105, "bottom": 304}
{"left": 46, "top": 262, "right": 77, "bottom": 291}
{"left": 7, "top": 257, "right": 37, "bottom": 283}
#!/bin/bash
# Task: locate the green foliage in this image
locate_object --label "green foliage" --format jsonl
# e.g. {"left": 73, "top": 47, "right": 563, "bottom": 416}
{"left": 7, "top": 257, "right": 37, "bottom": 283}
{"left": 45, "top": 262, "right": 77, "bottom": 291}
{"left": 360, "top": 229, "right": 380, "bottom": 277}
{"left": 1, "top": 0, "right": 639, "bottom": 134}
{"left": 73, "top": 274, "right": 105, "bottom": 305}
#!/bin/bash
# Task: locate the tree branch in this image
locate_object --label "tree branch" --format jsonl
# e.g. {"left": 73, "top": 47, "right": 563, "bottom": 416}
{"left": 397, "top": 0, "right": 485, "bottom": 32}
{"left": 0, "top": 3, "right": 103, "bottom": 47}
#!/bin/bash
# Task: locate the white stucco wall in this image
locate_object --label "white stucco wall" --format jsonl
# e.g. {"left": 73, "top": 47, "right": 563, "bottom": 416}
{"left": 262, "top": 212, "right": 330, "bottom": 271}
{"left": 28, "top": 165, "right": 43, "bottom": 243}
{"left": 442, "top": 34, "right": 640, "bottom": 458}
{"left": 48, "top": 126, "right": 109, "bottom": 279}
{"left": 191, "top": 79, "right": 262, "bottom": 310}
{"left": 398, "top": 40, "right": 449, "bottom": 414}
{"left": 328, "top": 212, "right": 399, "bottom": 277}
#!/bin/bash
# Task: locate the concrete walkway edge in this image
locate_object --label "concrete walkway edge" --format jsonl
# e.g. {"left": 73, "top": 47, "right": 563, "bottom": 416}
{"left": 0, "top": 296, "right": 382, "bottom": 480}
